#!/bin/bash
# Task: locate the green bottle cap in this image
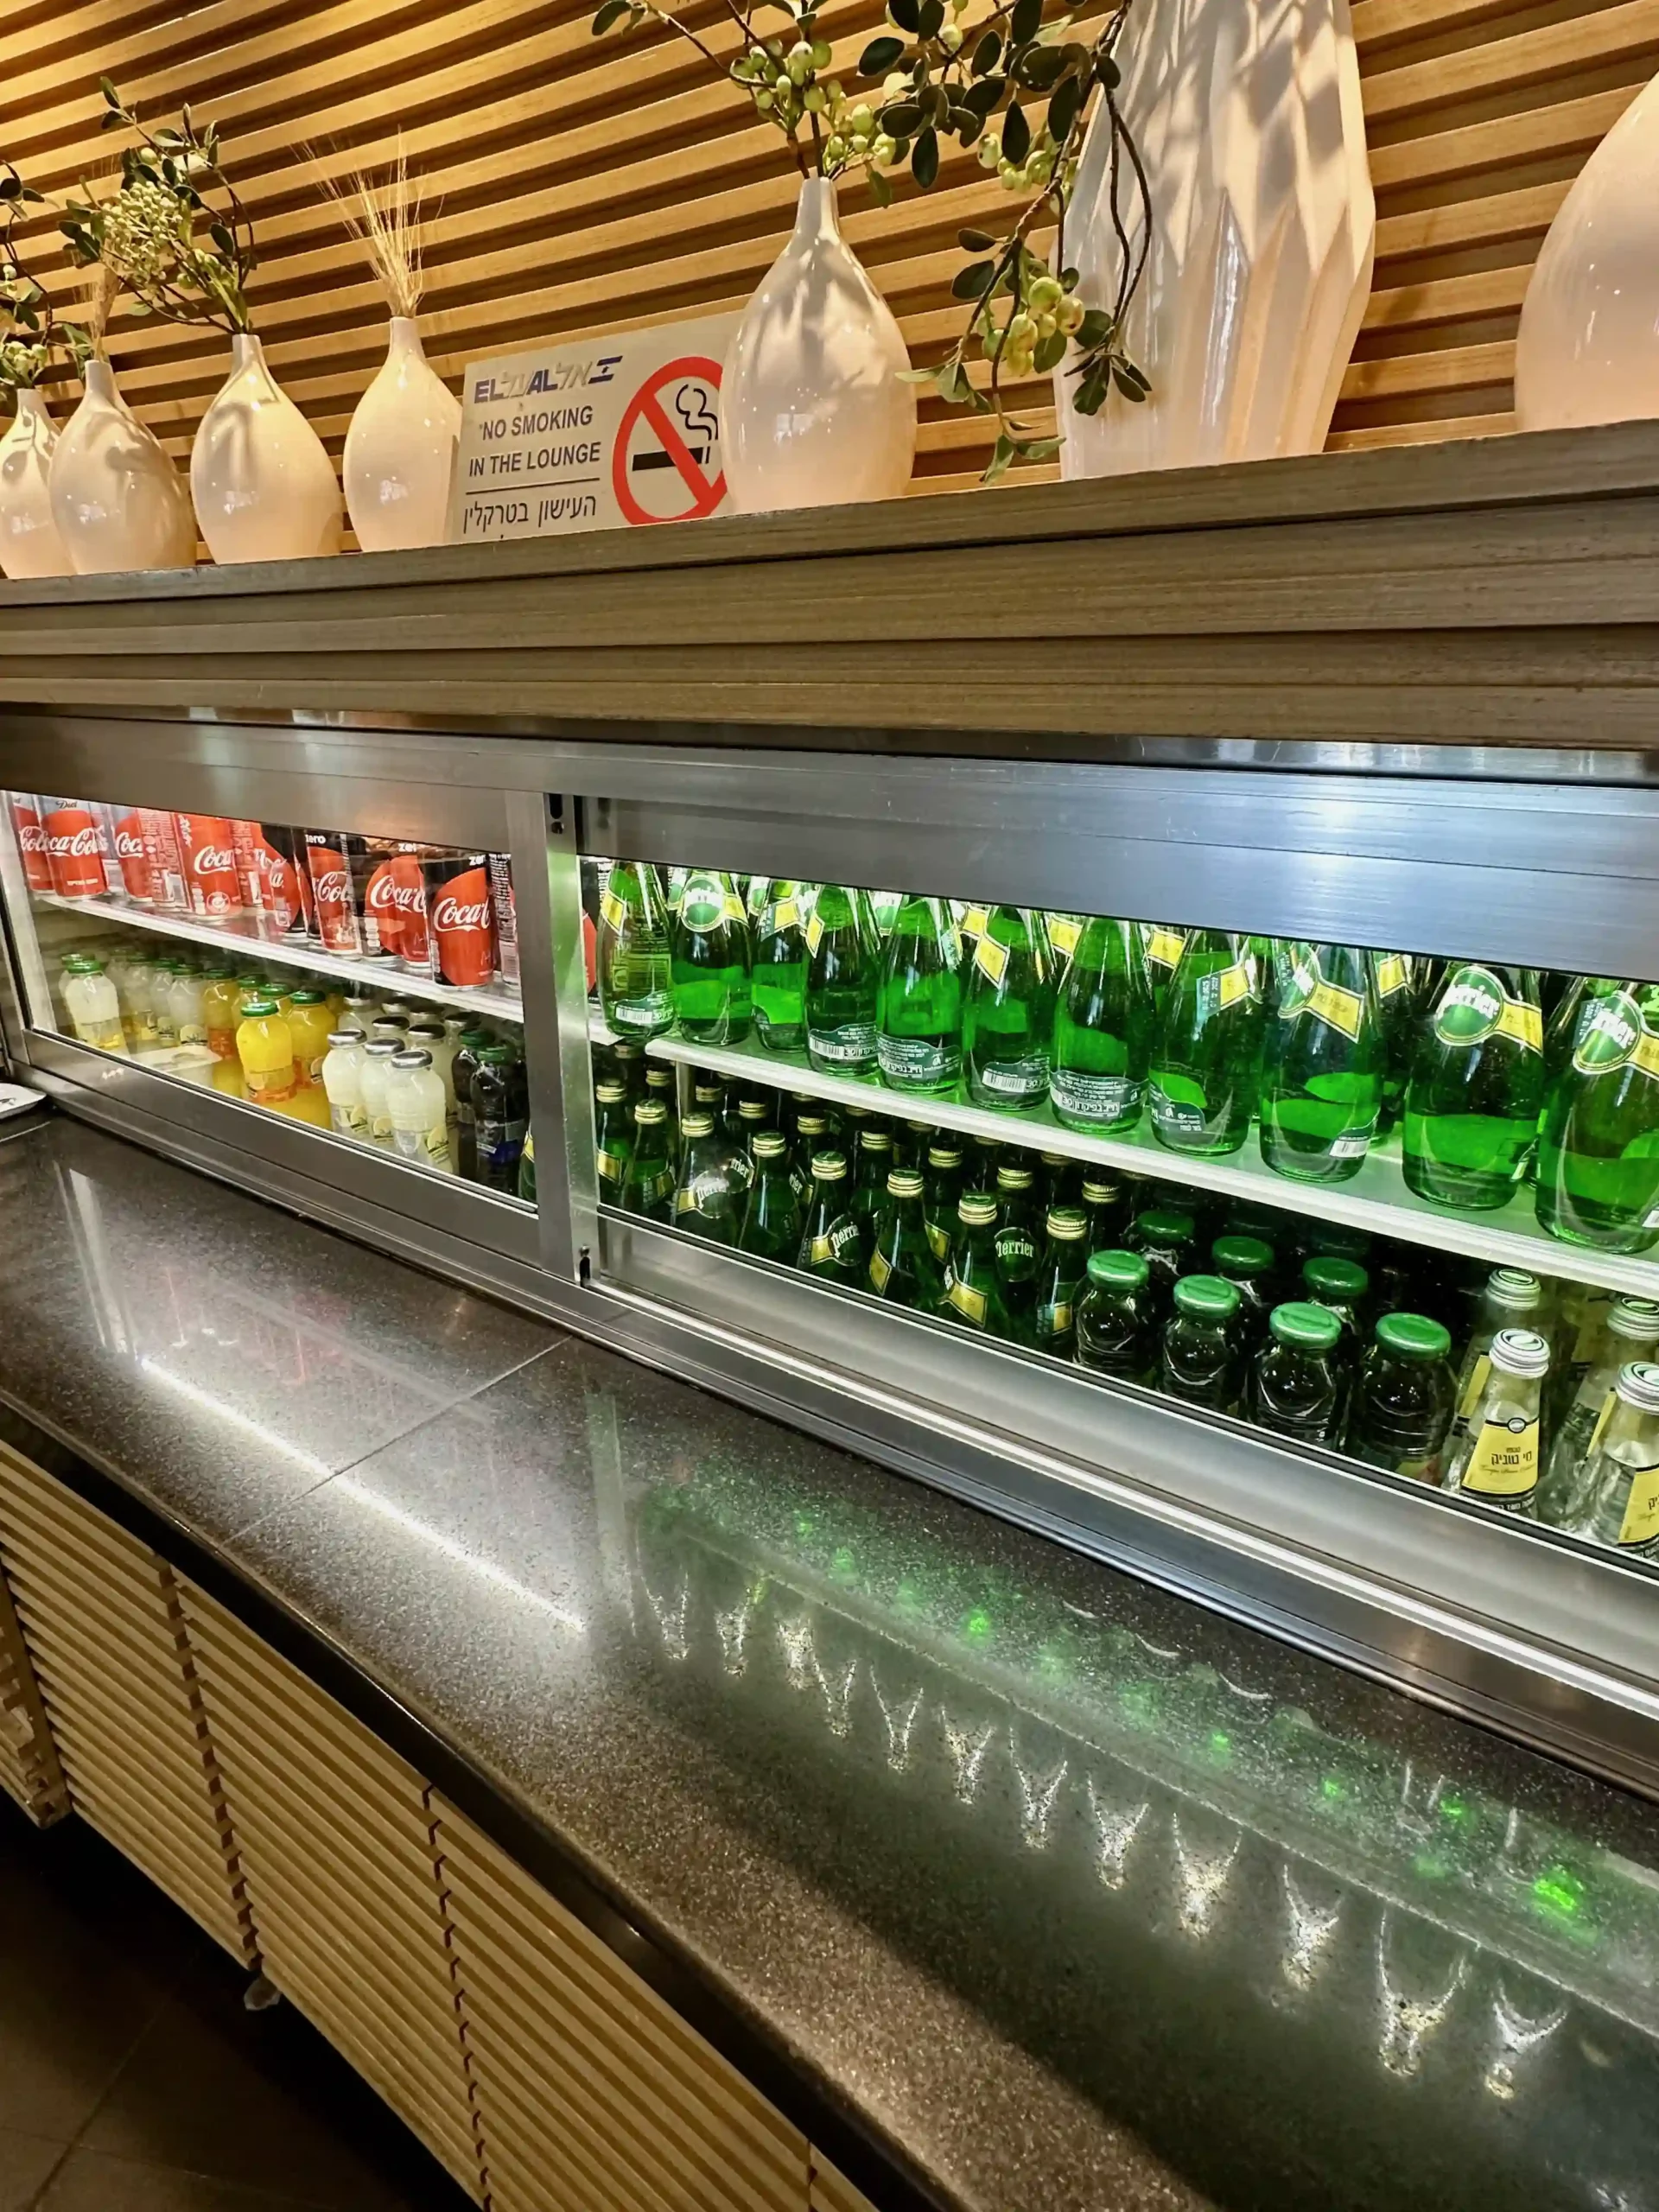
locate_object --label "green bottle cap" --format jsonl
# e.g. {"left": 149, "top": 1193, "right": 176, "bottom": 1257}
{"left": 752, "top": 1133, "right": 788, "bottom": 1159}
{"left": 461, "top": 1027, "right": 493, "bottom": 1047}
{"left": 811, "top": 1150, "right": 849, "bottom": 1182}
{"left": 958, "top": 1193, "right": 997, "bottom": 1226}
{"left": 62, "top": 954, "right": 103, "bottom": 974}
{"left": 887, "top": 1168, "right": 924, "bottom": 1198}
{"left": 201, "top": 963, "right": 237, "bottom": 980}
{"left": 1135, "top": 1209, "right": 1196, "bottom": 1245}
{"left": 1303, "top": 1255, "right": 1369, "bottom": 1302}
{"left": 1046, "top": 1207, "right": 1087, "bottom": 1240}
{"left": 1616, "top": 1362, "right": 1659, "bottom": 1413}
{"left": 1269, "top": 1301, "right": 1342, "bottom": 1351}
{"left": 1213, "top": 1235, "right": 1274, "bottom": 1278}
{"left": 477, "top": 1043, "right": 512, "bottom": 1065}
{"left": 680, "top": 1112, "right": 715, "bottom": 1137}
{"left": 1173, "top": 1274, "right": 1241, "bottom": 1320}
{"left": 289, "top": 988, "right": 327, "bottom": 1006}
{"left": 1087, "top": 1249, "right": 1148, "bottom": 1291}
{"left": 1375, "top": 1313, "right": 1452, "bottom": 1361}
{"left": 239, "top": 997, "right": 280, "bottom": 1018}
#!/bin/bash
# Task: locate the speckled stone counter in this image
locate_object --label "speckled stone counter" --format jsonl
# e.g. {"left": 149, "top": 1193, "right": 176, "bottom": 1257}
{"left": 2, "top": 1114, "right": 1657, "bottom": 2212}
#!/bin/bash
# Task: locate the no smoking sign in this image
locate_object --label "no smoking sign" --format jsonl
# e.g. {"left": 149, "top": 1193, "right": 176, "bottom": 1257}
{"left": 613, "top": 356, "right": 726, "bottom": 526}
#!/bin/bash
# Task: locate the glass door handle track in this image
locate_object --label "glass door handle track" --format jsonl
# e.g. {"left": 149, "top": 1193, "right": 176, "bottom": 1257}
{"left": 591, "top": 1014, "right": 1659, "bottom": 1303}
{"left": 36, "top": 892, "right": 523, "bottom": 1022}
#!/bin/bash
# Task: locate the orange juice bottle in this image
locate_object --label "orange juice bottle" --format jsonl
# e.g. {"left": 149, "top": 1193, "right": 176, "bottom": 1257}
{"left": 201, "top": 966, "right": 242, "bottom": 1064}
{"left": 235, "top": 998, "right": 296, "bottom": 1107}
{"left": 286, "top": 988, "right": 334, "bottom": 1087}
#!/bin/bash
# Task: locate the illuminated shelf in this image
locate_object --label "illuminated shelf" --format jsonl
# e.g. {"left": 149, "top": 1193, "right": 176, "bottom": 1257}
{"left": 593, "top": 1014, "right": 1659, "bottom": 1300}
{"left": 36, "top": 892, "right": 522, "bottom": 1022}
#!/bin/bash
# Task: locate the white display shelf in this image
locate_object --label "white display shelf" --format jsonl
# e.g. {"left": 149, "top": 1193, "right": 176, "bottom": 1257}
{"left": 36, "top": 893, "right": 522, "bottom": 1022}
{"left": 591, "top": 1014, "right": 1659, "bottom": 1300}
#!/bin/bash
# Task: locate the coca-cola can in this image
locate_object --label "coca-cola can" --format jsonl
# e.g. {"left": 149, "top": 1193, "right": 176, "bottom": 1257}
{"left": 359, "top": 842, "right": 429, "bottom": 969}
{"left": 9, "top": 796, "right": 51, "bottom": 893}
{"left": 250, "top": 823, "right": 314, "bottom": 943}
{"left": 487, "top": 854, "right": 518, "bottom": 988}
{"left": 98, "top": 802, "right": 153, "bottom": 906}
{"left": 346, "top": 838, "right": 403, "bottom": 962}
{"left": 424, "top": 850, "right": 497, "bottom": 988}
{"left": 302, "top": 830, "right": 361, "bottom": 956}
{"left": 139, "top": 809, "right": 189, "bottom": 913}
{"left": 41, "top": 799, "right": 110, "bottom": 900}
{"left": 175, "top": 813, "right": 245, "bottom": 922}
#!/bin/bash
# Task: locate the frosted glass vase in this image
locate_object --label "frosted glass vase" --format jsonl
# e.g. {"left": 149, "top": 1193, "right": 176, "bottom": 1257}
{"left": 721, "top": 177, "right": 916, "bottom": 512}
{"left": 190, "top": 334, "right": 342, "bottom": 564}
{"left": 1057, "top": 0, "right": 1375, "bottom": 476}
{"left": 344, "top": 317, "right": 461, "bottom": 552}
{"left": 49, "top": 358, "right": 196, "bottom": 574}
{"left": 0, "top": 391, "right": 72, "bottom": 580}
{"left": 1515, "top": 73, "right": 1659, "bottom": 432}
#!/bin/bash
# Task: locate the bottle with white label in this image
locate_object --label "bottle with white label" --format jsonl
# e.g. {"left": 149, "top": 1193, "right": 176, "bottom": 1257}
{"left": 358, "top": 1038, "right": 401, "bottom": 1147}
{"left": 1536, "top": 1295, "right": 1659, "bottom": 1529}
{"left": 60, "top": 955, "right": 129, "bottom": 1053}
{"left": 165, "top": 963, "right": 208, "bottom": 1048}
{"left": 1585, "top": 1362, "right": 1659, "bottom": 1556}
{"left": 320, "top": 1028, "right": 370, "bottom": 1141}
{"left": 1447, "top": 1326, "right": 1551, "bottom": 1513}
{"left": 1446, "top": 1267, "right": 1544, "bottom": 1461}
{"left": 1257, "top": 943, "right": 1384, "bottom": 1183}
{"left": 385, "top": 1046, "right": 452, "bottom": 1172}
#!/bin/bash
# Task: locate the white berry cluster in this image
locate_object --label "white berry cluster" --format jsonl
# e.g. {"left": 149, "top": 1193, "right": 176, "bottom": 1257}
{"left": 99, "top": 178, "right": 188, "bottom": 288}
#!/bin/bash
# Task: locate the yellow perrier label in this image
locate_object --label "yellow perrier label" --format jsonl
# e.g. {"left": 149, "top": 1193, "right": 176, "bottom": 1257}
{"left": 947, "top": 1272, "right": 988, "bottom": 1325}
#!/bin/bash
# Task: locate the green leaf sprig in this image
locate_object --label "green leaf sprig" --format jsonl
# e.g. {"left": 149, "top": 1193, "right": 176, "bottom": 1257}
{"left": 0, "top": 160, "right": 92, "bottom": 392}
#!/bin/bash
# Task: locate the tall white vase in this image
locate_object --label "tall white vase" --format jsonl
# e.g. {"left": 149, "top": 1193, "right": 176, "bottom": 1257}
{"left": 0, "top": 391, "right": 72, "bottom": 580}
{"left": 49, "top": 359, "right": 196, "bottom": 575}
{"left": 1057, "top": 0, "right": 1375, "bottom": 475}
{"left": 1515, "top": 73, "right": 1659, "bottom": 432}
{"left": 190, "top": 334, "right": 342, "bottom": 564}
{"left": 344, "top": 317, "right": 461, "bottom": 552}
{"left": 721, "top": 177, "right": 916, "bottom": 513}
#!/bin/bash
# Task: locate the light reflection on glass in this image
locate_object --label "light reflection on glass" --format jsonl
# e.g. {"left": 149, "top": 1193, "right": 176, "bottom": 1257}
{"left": 641, "top": 1569, "right": 690, "bottom": 1662}
{"left": 714, "top": 1598, "right": 753, "bottom": 1676}
{"left": 1483, "top": 1978, "right": 1568, "bottom": 2102}
{"left": 1173, "top": 1814, "right": 1240, "bottom": 1939}
{"left": 1376, "top": 1914, "right": 1468, "bottom": 2077}
{"left": 1086, "top": 1780, "right": 1149, "bottom": 1891}
{"left": 813, "top": 1651, "right": 859, "bottom": 1738}
{"left": 778, "top": 1612, "right": 816, "bottom": 1691}
{"left": 1010, "top": 1732, "right": 1069, "bottom": 1852}
{"left": 940, "top": 1710, "right": 996, "bottom": 1805}
{"left": 872, "top": 1675, "right": 925, "bottom": 1771}
{"left": 1280, "top": 1865, "right": 1344, "bottom": 1992}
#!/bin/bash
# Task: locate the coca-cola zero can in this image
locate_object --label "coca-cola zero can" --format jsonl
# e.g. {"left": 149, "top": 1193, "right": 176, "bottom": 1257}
{"left": 424, "top": 850, "right": 497, "bottom": 989}
{"left": 302, "top": 830, "right": 360, "bottom": 956}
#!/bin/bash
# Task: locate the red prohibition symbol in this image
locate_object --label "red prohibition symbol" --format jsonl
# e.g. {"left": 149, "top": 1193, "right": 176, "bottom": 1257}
{"left": 612, "top": 355, "right": 727, "bottom": 526}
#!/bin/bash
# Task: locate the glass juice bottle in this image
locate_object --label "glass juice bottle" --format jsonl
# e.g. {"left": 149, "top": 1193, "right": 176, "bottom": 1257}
{"left": 1126, "top": 1207, "right": 1198, "bottom": 1327}
{"left": 1447, "top": 1326, "right": 1551, "bottom": 1513}
{"left": 1211, "top": 1235, "right": 1276, "bottom": 1351}
{"left": 236, "top": 999, "right": 297, "bottom": 1109}
{"left": 805, "top": 886, "right": 880, "bottom": 1075}
{"left": 1249, "top": 1302, "right": 1345, "bottom": 1446}
{"left": 60, "top": 956, "right": 127, "bottom": 1053}
{"left": 385, "top": 1047, "right": 452, "bottom": 1171}
{"left": 358, "top": 1037, "right": 401, "bottom": 1143}
{"left": 1536, "top": 1295, "right": 1659, "bottom": 1530}
{"left": 1159, "top": 1274, "right": 1244, "bottom": 1412}
{"left": 285, "top": 988, "right": 334, "bottom": 1085}
{"left": 1149, "top": 931, "right": 1263, "bottom": 1157}
{"left": 1448, "top": 1267, "right": 1544, "bottom": 1459}
{"left": 321, "top": 1029, "right": 369, "bottom": 1140}
{"left": 1348, "top": 1313, "right": 1456, "bottom": 1484}
{"left": 1075, "top": 1249, "right": 1155, "bottom": 1380}
{"left": 670, "top": 868, "right": 753, "bottom": 1045}
{"left": 1403, "top": 963, "right": 1544, "bottom": 1209}
{"left": 876, "top": 893, "right": 963, "bottom": 1094}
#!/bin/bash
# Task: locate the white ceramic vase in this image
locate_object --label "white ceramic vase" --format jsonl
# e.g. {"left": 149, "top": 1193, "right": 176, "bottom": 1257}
{"left": 1515, "top": 73, "right": 1659, "bottom": 432}
{"left": 49, "top": 358, "right": 195, "bottom": 575}
{"left": 0, "top": 391, "right": 73, "bottom": 580}
{"left": 343, "top": 317, "right": 462, "bottom": 552}
{"left": 1057, "top": 0, "right": 1375, "bottom": 475}
{"left": 190, "top": 334, "right": 343, "bottom": 564}
{"left": 721, "top": 177, "right": 916, "bottom": 513}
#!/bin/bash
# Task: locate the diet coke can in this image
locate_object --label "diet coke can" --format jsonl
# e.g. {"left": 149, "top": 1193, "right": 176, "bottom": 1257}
{"left": 9, "top": 796, "right": 51, "bottom": 893}
{"left": 139, "top": 809, "right": 189, "bottom": 912}
{"left": 302, "top": 830, "right": 361, "bottom": 956}
{"left": 424, "top": 850, "right": 497, "bottom": 988}
{"left": 42, "top": 799, "right": 110, "bottom": 900}
{"left": 175, "top": 813, "right": 245, "bottom": 922}
{"left": 487, "top": 854, "right": 518, "bottom": 988}
{"left": 98, "top": 802, "right": 153, "bottom": 906}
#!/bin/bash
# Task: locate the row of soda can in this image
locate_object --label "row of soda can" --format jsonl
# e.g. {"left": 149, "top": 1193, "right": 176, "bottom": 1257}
{"left": 11, "top": 795, "right": 518, "bottom": 994}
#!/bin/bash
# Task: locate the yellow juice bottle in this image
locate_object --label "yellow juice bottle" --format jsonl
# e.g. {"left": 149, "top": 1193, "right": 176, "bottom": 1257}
{"left": 285, "top": 989, "right": 334, "bottom": 1087}
{"left": 200, "top": 967, "right": 242, "bottom": 1064}
{"left": 235, "top": 998, "right": 296, "bottom": 1107}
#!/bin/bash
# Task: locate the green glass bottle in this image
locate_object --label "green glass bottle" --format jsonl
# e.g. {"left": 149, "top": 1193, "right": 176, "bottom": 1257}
{"left": 736, "top": 1131, "right": 803, "bottom": 1259}
{"left": 942, "top": 1192, "right": 1014, "bottom": 1338}
{"left": 1075, "top": 1249, "right": 1157, "bottom": 1379}
{"left": 1049, "top": 916, "right": 1154, "bottom": 1134}
{"left": 1159, "top": 1274, "right": 1245, "bottom": 1412}
{"left": 1249, "top": 1302, "right": 1345, "bottom": 1446}
{"left": 1369, "top": 951, "right": 1418, "bottom": 1135}
{"left": 1300, "top": 1255, "right": 1370, "bottom": 1366}
{"left": 798, "top": 1151, "right": 868, "bottom": 1283}
{"left": 791, "top": 1109, "right": 833, "bottom": 1196}
{"left": 671, "top": 1110, "right": 745, "bottom": 1244}
{"left": 517, "top": 1129, "right": 537, "bottom": 1206}
{"left": 964, "top": 906, "right": 1053, "bottom": 1111}
{"left": 751, "top": 881, "right": 809, "bottom": 1055}
{"left": 1148, "top": 931, "right": 1263, "bottom": 1158}
{"left": 644, "top": 1065, "right": 680, "bottom": 1167}
{"left": 1080, "top": 1175, "right": 1131, "bottom": 1260}
{"left": 593, "top": 1078, "right": 634, "bottom": 1209}
{"left": 735, "top": 1094, "right": 776, "bottom": 1166}
{"left": 1402, "top": 963, "right": 1545, "bottom": 1210}
{"left": 1258, "top": 944, "right": 1384, "bottom": 1184}
{"left": 1032, "top": 1207, "right": 1089, "bottom": 1357}
{"left": 1535, "top": 981, "right": 1659, "bottom": 1253}
{"left": 922, "top": 1141, "right": 965, "bottom": 1262}
{"left": 596, "top": 860, "right": 673, "bottom": 1040}
{"left": 1347, "top": 1313, "right": 1456, "bottom": 1484}
{"left": 1542, "top": 976, "right": 1623, "bottom": 1095}
{"left": 994, "top": 1162, "right": 1042, "bottom": 1339}
{"left": 852, "top": 1126, "right": 896, "bottom": 1230}
{"left": 868, "top": 1166, "right": 946, "bottom": 1309}
{"left": 876, "top": 894, "right": 963, "bottom": 1095}
{"left": 618, "top": 1098, "right": 676, "bottom": 1221}
{"left": 1211, "top": 1234, "right": 1276, "bottom": 1351}
{"left": 805, "top": 885, "right": 880, "bottom": 1076}
{"left": 1126, "top": 1206, "right": 1198, "bottom": 1328}
{"left": 1141, "top": 924, "right": 1188, "bottom": 1014}
{"left": 670, "top": 868, "right": 753, "bottom": 1046}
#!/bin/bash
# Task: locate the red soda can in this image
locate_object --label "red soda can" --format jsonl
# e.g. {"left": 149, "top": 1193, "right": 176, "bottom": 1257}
{"left": 230, "top": 820, "right": 264, "bottom": 914}
{"left": 390, "top": 848, "right": 430, "bottom": 972}
{"left": 251, "top": 824, "right": 313, "bottom": 943}
{"left": 302, "top": 830, "right": 360, "bottom": 956}
{"left": 99, "top": 803, "right": 153, "bottom": 905}
{"left": 487, "top": 854, "right": 518, "bottom": 988}
{"left": 139, "top": 809, "right": 188, "bottom": 912}
{"left": 350, "top": 839, "right": 402, "bottom": 962}
{"left": 424, "top": 850, "right": 497, "bottom": 988}
{"left": 42, "top": 799, "right": 110, "bottom": 899}
{"left": 9, "top": 796, "right": 51, "bottom": 893}
{"left": 359, "top": 842, "right": 429, "bottom": 968}
{"left": 175, "top": 812, "right": 245, "bottom": 922}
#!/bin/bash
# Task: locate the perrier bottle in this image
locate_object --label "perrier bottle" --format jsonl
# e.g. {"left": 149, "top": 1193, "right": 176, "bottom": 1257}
{"left": 797, "top": 1151, "right": 868, "bottom": 1284}
{"left": 1403, "top": 963, "right": 1545, "bottom": 1211}
{"left": 596, "top": 860, "right": 673, "bottom": 1040}
{"left": 1534, "top": 981, "right": 1659, "bottom": 1253}
{"left": 1049, "top": 916, "right": 1154, "bottom": 1135}
{"left": 964, "top": 906, "right": 1053, "bottom": 1112}
{"left": 868, "top": 1166, "right": 946, "bottom": 1309}
{"left": 670, "top": 869, "right": 752, "bottom": 1046}
{"left": 876, "top": 894, "right": 963, "bottom": 1095}
{"left": 737, "top": 1131, "right": 803, "bottom": 1259}
{"left": 941, "top": 1192, "right": 1014, "bottom": 1338}
{"left": 1257, "top": 944, "right": 1384, "bottom": 1184}
{"left": 751, "top": 880, "right": 809, "bottom": 1055}
{"left": 805, "top": 886, "right": 880, "bottom": 1076}
{"left": 1148, "top": 931, "right": 1263, "bottom": 1157}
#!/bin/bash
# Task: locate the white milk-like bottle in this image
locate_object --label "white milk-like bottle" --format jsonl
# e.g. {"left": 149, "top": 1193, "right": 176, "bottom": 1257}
{"left": 60, "top": 956, "right": 129, "bottom": 1052}
{"left": 122, "top": 952, "right": 162, "bottom": 1047}
{"left": 385, "top": 1046, "right": 452, "bottom": 1172}
{"left": 320, "top": 1028, "right": 370, "bottom": 1140}
{"left": 357, "top": 1039, "right": 400, "bottom": 1146}
{"left": 167, "top": 963, "right": 207, "bottom": 1046}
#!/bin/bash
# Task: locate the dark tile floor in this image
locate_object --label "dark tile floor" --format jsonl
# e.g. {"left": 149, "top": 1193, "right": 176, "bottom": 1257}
{"left": 0, "top": 1796, "right": 475, "bottom": 2212}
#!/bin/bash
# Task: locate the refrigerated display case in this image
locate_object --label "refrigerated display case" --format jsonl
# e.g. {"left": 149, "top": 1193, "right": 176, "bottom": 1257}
{"left": 2, "top": 705, "right": 1657, "bottom": 1804}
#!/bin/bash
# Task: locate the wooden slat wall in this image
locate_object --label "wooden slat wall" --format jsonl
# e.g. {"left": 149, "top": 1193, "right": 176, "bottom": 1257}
{"left": 0, "top": 0, "right": 1646, "bottom": 508}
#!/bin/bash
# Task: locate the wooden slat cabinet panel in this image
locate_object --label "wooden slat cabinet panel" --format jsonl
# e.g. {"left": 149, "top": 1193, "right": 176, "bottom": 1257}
{"left": 0, "top": 1447, "right": 254, "bottom": 1960}
{"left": 0, "top": 1547, "right": 66, "bottom": 1827}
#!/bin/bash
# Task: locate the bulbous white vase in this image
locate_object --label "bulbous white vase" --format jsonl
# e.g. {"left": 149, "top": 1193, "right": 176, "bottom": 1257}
{"left": 721, "top": 177, "right": 916, "bottom": 512}
{"left": 50, "top": 358, "right": 196, "bottom": 575}
{"left": 1515, "top": 73, "right": 1659, "bottom": 431}
{"left": 0, "top": 391, "right": 73, "bottom": 580}
{"left": 344, "top": 317, "right": 462, "bottom": 552}
{"left": 190, "top": 334, "right": 342, "bottom": 564}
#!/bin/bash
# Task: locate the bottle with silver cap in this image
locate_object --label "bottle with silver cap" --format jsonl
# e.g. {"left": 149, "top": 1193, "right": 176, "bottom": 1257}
{"left": 1584, "top": 1363, "right": 1659, "bottom": 1554}
{"left": 1536, "top": 1296, "right": 1659, "bottom": 1529}
{"left": 1446, "top": 1268, "right": 1544, "bottom": 1459}
{"left": 1447, "top": 1326, "right": 1551, "bottom": 1513}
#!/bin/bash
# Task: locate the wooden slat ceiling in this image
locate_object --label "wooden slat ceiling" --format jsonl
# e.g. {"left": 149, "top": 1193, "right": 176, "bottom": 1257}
{"left": 0, "top": 0, "right": 1646, "bottom": 505}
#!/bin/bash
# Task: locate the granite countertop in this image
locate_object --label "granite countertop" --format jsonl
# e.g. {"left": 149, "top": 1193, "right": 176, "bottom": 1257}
{"left": 1, "top": 1114, "right": 1657, "bottom": 2212}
